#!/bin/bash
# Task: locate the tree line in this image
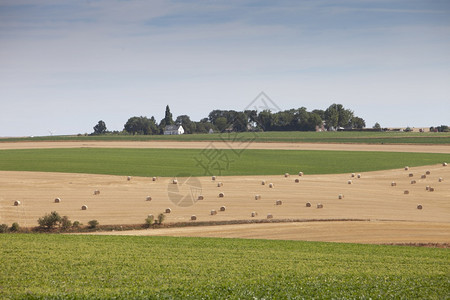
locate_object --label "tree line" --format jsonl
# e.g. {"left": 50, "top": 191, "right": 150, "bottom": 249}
{"left": 93, "top": 103, "right": 366, "bottom": 135}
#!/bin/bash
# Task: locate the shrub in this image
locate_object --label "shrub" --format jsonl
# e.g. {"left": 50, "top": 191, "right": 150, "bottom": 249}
{"left": 72, "top": 221, "right": 81, "bottom": 228}
{"left": 157, "top": 213, "right": 165, "bottom": 225}
{"left": 60, "top": 216, "right": 72, "bottom": 231}
{"left": 145, "top": 215, "right": 154, "bottom": 228}
{"left": 88, "top": 220, "right": 99, "bottom": 229}
{"left": 38, "top": 211, "right": 62, "bottom": 230}
{"left": 0, "top": 224, "right": 8, "bottom": 233}
{"left": 10, "top": 222, "right": 20, "bottom": 232}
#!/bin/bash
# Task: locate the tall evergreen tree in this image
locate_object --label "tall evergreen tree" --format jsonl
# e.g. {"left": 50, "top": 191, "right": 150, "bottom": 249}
{"left": 164, "top": 105, "right": 174, "bottom": 126}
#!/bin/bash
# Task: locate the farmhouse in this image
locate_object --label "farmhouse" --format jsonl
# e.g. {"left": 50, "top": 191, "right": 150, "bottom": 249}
{"left": 164, "top": 125, "right": 184, "bottom": 135}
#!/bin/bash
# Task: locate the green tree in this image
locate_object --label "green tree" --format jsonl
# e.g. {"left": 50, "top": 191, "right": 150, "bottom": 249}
{"left": 215, "top": 117, "right": 228, "bottom": 132}
{"left": 88, "top": 220, "right": 99, "bottom": 229}
{"left": 324, "top": 104, "right": 354, "bottom": 130}
{"left": 38, "top": 211, "right": 62, "bottom": 230}
{"left": 351, "top": 117, "right": 366, "bottom": 129}
{"left": 373, "top": 122, "right": 381, "bottom": 131}
{"left": 93, "top": 120, "right": 107, "bottom": 135}
{"left": 164, "top": 105, "right": 174, "bottom": 126}
{"left": 124, "top": 116, "right": 157, "bottom": 135}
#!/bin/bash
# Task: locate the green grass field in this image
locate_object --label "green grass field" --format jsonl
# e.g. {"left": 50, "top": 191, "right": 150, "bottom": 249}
{"left": 0, "top": 235, "right": 448, "bottom": 299}
{"left": 0, "top": 148, "right": 449, "bottom": 176}
{"left": 2, "top": 131, "right": 450, "bottom": 144}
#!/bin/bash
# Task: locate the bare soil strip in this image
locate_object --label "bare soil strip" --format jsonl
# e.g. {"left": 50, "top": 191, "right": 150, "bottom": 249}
{"left": 1, "top": 140, "right": 450, "bottom": 153}
{"left": 1, "top": 163, "right": 449, "bottom": 244}
{"left": 86, "top": 221, "right": 450, "bottom": 245}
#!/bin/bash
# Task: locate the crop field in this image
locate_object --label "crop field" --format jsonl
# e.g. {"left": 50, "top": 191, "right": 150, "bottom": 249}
{"left": 1, "top": 130, "right": 450, "bottom": 144}
{"left": 0, "top": 234, "right": 448, "bottom": 299}
{"left": 1, "top": 148, "right": 450, "bottom": 177}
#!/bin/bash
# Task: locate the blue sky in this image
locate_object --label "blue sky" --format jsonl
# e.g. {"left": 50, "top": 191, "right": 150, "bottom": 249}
{"left": 1, "top": 0, "right": 449, "bottom": 136}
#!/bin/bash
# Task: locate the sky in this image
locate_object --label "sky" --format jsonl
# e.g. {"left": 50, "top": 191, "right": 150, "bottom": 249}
{"left": 1, "top": 0, "right": 449, "bottom": 137}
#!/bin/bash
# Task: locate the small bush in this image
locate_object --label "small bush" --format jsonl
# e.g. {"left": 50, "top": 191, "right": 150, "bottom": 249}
{"left": 145, "top": 215, "right": 155, "bottom": 228}
{"left": 88, "top": 220, "right": 99, "bottom": 229}
{"left": 38, "top": 211, "right": 62, "bottom": 230}
{"left": 10, "top": 222, "right": 20, "bottom": 232}
{"left": 72, "top": 221, "right": 81, "bottom": 228}
{"left": 0, "top": 224, "right": 8, "bottom": 233}
{"left": 61, "top": 216, "right": 72, "bottom": 231}
{"left": 157, "top": 213, "right": 165, "bottom": 225}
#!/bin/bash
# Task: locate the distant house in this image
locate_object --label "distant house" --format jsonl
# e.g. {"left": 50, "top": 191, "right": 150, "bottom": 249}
{"left": 164, "top": 125, "right": 184, "bottom": 135}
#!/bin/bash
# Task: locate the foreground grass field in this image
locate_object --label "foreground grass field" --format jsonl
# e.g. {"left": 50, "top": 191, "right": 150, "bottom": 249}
{"left": 0, "top": 235, "right": 448, "bottom": 299}
{"left": 2, "top": 131, "right": 450, "bottom": 144}
{"left": 0, "top": 148, "right": 449, "bottom": 176}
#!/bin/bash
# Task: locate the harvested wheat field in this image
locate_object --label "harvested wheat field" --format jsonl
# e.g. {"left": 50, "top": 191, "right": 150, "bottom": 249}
{"left": 1, "top": 163, "right": 449, "bottom": 244}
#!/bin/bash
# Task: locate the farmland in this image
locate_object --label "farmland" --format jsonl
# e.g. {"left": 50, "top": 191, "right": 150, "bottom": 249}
{"left": 0, "top": 234, "right": 448, "bottom": 299}
{"left": 0, "top": 148, "right": 449, "bottom": 177}
{"left": 1, "top": 130, "right": 450, "bottom": 144}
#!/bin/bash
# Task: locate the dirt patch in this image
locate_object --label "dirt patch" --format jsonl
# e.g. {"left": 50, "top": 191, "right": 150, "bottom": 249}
{"left": 1, "top": 140, "right": 450, "bottom": 153}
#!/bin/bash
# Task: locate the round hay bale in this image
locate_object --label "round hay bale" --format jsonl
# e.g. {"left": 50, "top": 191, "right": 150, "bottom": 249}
{"left": 317, "top": 203, "right": 323, "bottom": 209}
{"left": 94, "top": 190, "right": 100, "bottom": 195}
{"left": 426, "top": 186, "right": 430, "bottom": 191}
{"left": 210, "top": 209, "right": 217, "bottom": 216}
{"left": 212, "top": 176, "right": 216, "bottom": 181}
{"left": 251, "top": 211, "right": 257, "bottom": 217}
{"left": 165, "top": 208, "right": 172, "bottom": 213}
{"left": 172, "top": 179, "right": 178, "bottom": 184}
{"left": 404, "top": 166, "right": 409, "bottom": 170}
{"left": 217, "top": 182, "right": 223, "bottom": 187}
{"left": 268, "top": 183, "right": 274, "bottom": 188}
{"left": 261, "top": 180, "right": 266, "bottom": 185}
{"left": 266, "top": 213, "right": 273, "bottom": 219}
{"left": 81, "top": 205, "right": 88, "bottom": 210}
{"left": 284, "top": 173, "right": 290, "bottom": 178}
{"left": 152, "top": 177, "right": 157, "bottom": 181}
{"left": 146, "top": 196, "right": 152, "bottom": 201}
{"left": 218, "top": 192, "right": 224, "bottom": 198}
{"left": 255, "top": 195, "right": 261, "bottom": 200}
{"left": 391, "top": 182, "right": 397, "bottom": 187}
{"left": 426, "top": 170, "right": 431, "bottom": 175}
{"left": 421, "top": 175, "right": 426, "bottom": 179}
{"left": 220, "top": 206, "right": 226, "bottom": 212}
{"left": 294, "top": 178, "right": 300, "bottom": 183}
{"left": 14, "top": 200, "right": 21, "bottom": 206}
{"left": 357, "top": 174, "right": 361, "bottom": 179}
{"left": 127, "top": 176, "right": 131, "bottom": 181}
{"left": 54, "top": 198, "right": 61, "bottom": 203}
{"left": 417, "top": 204, "right": 423, "bottom": 210}
{"left": 275, "top": 200, "right": 282, "bottom": 205}
{"left": 443, "top": 162, "right": 448, "bottom": 166}
{"left": 191, "top": 215, "right": 197, "bottom": 221}
{"left": 404, "top": 190, "right": 409, "bottom": 194}
{"left": 306, "top": 202, "right": 311, "bottom": 207}
{"left": 351, "top": 173, "right": 355, "bottom": 178}
{"left": 429, "top": 187, "right": 435, "bottom": 192}
{"left": 197, "top": 195, "right": 204, "bottom": 200}
{"left": 438, "top": 177, "right": 443, "bottom": 182}
{"left": 338, "top": 194, "right": 343, "bottom": 199}
{"left": 298, "top": 172, "right": 303, "bottom": 176}
{"left": 411, "top": 180, "right": 416, "bottom": 184}
{"left": 409, "top": 173, "right": 414, "bottom": 177}
{"left": 347, "top": 180, "right": 352, "bottom": 185}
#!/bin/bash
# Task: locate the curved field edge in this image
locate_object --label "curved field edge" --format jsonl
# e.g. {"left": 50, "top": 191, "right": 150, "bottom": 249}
{"left": 0, "top": 148, "right": 449, "bottom": 176}
{"left": 0, "top": 235, "right": 448, "bottom": 299}
{"left": 1, "top": 131, "right": 450, "bottom": 144}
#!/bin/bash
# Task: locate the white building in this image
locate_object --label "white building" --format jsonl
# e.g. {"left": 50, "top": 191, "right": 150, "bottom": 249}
{"left": 164, "top": 125, "right": 184, "bottom": 135}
